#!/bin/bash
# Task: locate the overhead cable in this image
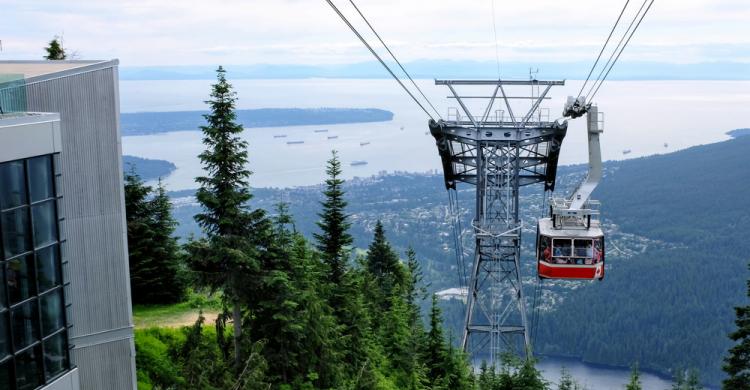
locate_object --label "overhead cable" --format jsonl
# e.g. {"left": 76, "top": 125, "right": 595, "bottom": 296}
{"left": 347, "top": 0, "right": 443, "bottom": 120}
{"left": 490, "top": 0, "right": 501, "bottom": 79}
{"left": 576, "top": 0, "right": 631, "bottom": 99}
{"left": 586, "top": 0, "right": 655, "bottom": 100}
{"left": 589, "top": 0, "right": 655, "bottom": 101}
{"left": 324, "top": 0, "right": 437, "bottom": 121}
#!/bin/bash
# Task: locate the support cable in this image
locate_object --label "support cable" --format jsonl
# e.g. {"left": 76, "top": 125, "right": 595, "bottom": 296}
{"left": 448, "top": 190, "right": 468, "bottom": 289}
{"left": 589, "top": 0, "right": 655, "bottom": 101}
{"left": 585, "top": 0, "right": 655, "bottom": 101}
{"left": 455, "top": 189, "right": 469, "bottom": 289}
{"left": 323, "top": 0, "right": 436, "bottom": 121}
{"left": 490, "top": 0, "right": 501, "bottom": 79}
{"left": 347, "top": 0, "right": 443, "bottom": 120}
{"left": 576, "top": 0, "right": 631, "bottom": 99}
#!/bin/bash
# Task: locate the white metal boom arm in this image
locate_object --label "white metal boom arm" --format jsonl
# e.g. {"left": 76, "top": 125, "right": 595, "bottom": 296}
{"left": 567, "top": 102, "right": 603, "bottom": 210}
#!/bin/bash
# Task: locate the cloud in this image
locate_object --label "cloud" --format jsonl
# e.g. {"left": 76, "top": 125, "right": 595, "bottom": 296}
{"left": 0, "top": 0, "right": 747, "bottom": 66}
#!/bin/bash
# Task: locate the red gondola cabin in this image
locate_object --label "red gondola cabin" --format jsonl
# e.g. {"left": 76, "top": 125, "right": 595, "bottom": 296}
{"left": 536, "top": 217, "right": 604, "bottom": 280}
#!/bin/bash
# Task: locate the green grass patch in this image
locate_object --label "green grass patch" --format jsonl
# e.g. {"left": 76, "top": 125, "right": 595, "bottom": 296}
{"left": 133, "top": 290, "right": 222, "bottom": 328}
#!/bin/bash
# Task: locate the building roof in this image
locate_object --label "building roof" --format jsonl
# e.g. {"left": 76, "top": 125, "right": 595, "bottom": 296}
{"left": 0, "top": 60, "right": 118, "bottom": 82}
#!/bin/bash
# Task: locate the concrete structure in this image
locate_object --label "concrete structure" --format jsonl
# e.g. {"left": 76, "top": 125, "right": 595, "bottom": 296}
{"left": 0, "top": 61, "right": 135, "bottom": 390}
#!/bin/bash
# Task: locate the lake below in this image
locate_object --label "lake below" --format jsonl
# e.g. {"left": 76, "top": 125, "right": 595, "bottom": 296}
{"left": 120, "top": 79, "right": 750, "bottom": 190}
{"left": 534, "top": 356, "right": 679, "bottom": 390}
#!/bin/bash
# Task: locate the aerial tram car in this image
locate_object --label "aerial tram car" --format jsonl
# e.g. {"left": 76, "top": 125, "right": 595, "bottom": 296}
{"left": 537, "top": 97, "right": 605, "bottom": 280}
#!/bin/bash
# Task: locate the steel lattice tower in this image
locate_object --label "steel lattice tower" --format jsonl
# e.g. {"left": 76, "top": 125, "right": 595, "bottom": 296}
{"left": 429, "top": 79, "right": 568, "bottom": 361}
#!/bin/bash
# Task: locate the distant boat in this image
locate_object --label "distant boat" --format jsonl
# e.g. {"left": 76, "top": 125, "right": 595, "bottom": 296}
{"left": 350, "top": 160, "right": 368, "bottom": 166}
{"left": 424, "top": 131, "right": 429, "bottom": 135}
{"left": 360, "top": 141, "right": 370, "bottom": 146}
{"left": 273, "top": 134, "right": 287, "bottom": 138}
{"left": 314, "top": 129, "right": 328, "bottom": 133}
{"left": 664, "top": 143, "right": 669, "bottom": 148}
{"left": 622, "top": 149, "right": 632, "bottom": 155}
{"left": 400, "top": 126, "right": 405, "bottom": 130}
{"left": 327, "top": 135, "right": 339, "bottom": 140}
{"left": 287, "top": 141, "right": 304, "bottom": 145}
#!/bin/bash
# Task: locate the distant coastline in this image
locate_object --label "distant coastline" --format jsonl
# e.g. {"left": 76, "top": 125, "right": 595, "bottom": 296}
{"left": 123, "top": 155, "right": 176, "bottom": 181}
{"left": 727, "top": 128, "right": 750, "bottom": 138}
{"left": 121, "top": 108, "right": 394, "bottom": 136}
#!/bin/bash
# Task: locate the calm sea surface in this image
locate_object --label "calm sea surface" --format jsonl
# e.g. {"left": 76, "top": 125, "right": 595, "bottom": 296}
{"left": 120, "top": 79, "right": 750, "bottom": 190}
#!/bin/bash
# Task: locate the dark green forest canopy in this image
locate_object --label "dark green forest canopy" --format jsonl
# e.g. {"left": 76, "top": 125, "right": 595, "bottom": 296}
{"left": 164, "top": 133, "right": 750, "bottom": 386}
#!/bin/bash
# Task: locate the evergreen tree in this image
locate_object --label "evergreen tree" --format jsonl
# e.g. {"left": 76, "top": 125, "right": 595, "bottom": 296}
{"left": 437, "top": 335, "right": 473, "bottom": 390}
{"left": 724, "top": 263, "right": 750, "bottom": 389}
{"left": 626, "top": 363, "right": 642, "bottom": 390}
{"left": 314, "top": 150, "right": 353, "bottom": 285}
{"left": 44, "top": 36, "right": 66, "bottom": 60}
{"left": 252, "top": 211, "right": 343, "bottom": 387}
{"left": 364, "top": 220, "right": 405, "bottom": 317}
{"left": 424, "top": 294, "right": 448, "bottom": 386}
{"left": 673, "top": 368, "right": 703, "bottom": 390}
{"left": 516, "top": 358, "right": 547, "bottom": 390}
{"left": 124, "top": 170, "right": 155, "bottom": 303}
{"left": 559, "top": 367, "right": 583, "bottom": 390}
{"left": 124, "top": 172, "right": 184, "bottom": 304}
{"left": 148, "top": 180, "right": 186, "bottom": 302}
{"left": 186, "top": 66, "right": 270, "bottom": 368}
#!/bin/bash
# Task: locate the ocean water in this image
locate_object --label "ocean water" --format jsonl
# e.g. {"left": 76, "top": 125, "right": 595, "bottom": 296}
{"left": 120, "top": 79, "right": 750, "bottom": 190}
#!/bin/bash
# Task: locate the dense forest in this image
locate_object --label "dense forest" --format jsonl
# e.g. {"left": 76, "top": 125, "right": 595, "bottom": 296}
{"left": 159, "top": 132, "right": 750, "bottom": 387}
{"left": 120, "top": 108, "right": 393, "bottom": 135}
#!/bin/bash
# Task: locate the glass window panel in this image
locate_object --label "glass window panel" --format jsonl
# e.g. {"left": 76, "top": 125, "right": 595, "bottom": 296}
{"left": 15, "top": 344, "right": 42, "bottom": 390}
{"left": 2, "top": 207, "right": 31, "bottom": 259}
{"left": 41, "top": 290, "right": 65, "bottom": 336}
{"left": 28, "top": 155, "right": 54, "bottom": 203}
{"left": 574, "top": 239, "right": 593, "bottom": 258}
{"left": 36, "top": 245, "right": 62, "bottom": 292}
{"left": 12, "top": 299, "right": 39, "bottom": 350}
{"left": 0, "top": 160, "right": 27, "bottom": 210}
{"left": 7, "top": 255, "right": 36, "bottom": 304}
{"left": 44, "top": 331, "right": 68, "bottom": 380}
{"left": 0, "top": 312, "right": 9, "bottom": 359}
{"left": 32, "top": 201, "right": 58, "bottom": 249}
{"left": 0, "top": 359, "right": 11, "bottom": 390}
{"left": 552, "top": 239, "right": 572, "bottom": 257}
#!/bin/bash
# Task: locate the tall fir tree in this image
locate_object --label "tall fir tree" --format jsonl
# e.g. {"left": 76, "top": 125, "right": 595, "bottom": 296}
{"left": 44, "top": 37, "right": 66, "bottom": 60}
{"left": 124, "top": 172, "right": 185, "bottom": 304}
{"left": 672, "top": 368, "right": 703, "bottom": 390}
{"left": 364, "top": 220, "right": 405, "bottom": 317}
{"left": 314, "top": 150, "right": 353, "bottom": 285}
{"left": 424, "top": 294, "right": 448, "bottom": 387}
{"left": 124, "top": 170, "right": 156, "bottom": 303}
{"left": 627, "top": 363, "right": 643, "bottom": 390}
{"left": 724, "top": 263, "right": 750, "bottom": 389}
{"left": 148, "top": 180, "right": 186, "bottom": 302}
{"left": 186, "top": 66, "right": 270, "bottom": 368}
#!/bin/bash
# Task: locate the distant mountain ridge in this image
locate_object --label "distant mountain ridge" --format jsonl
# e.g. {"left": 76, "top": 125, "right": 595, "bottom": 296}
{"left": 120, "top": 108, "right": 393, "bottom": 136}
{"left": 120, "top": 61, "right": 750, "bottom": 81}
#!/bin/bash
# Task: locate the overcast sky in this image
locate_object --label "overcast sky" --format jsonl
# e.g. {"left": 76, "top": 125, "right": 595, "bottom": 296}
{"left": 1, "top": 0, "right": 748, "bottom": 67}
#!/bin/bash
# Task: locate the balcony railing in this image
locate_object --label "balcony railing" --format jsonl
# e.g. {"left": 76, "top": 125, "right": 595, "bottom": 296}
{"left": 0, "top": 73, "right": 27, "bottom": 115}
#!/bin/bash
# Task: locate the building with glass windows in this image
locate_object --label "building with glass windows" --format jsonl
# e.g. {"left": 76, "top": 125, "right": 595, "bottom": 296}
{"left": 0, "top": 61, "right": 136, "bottom": 390}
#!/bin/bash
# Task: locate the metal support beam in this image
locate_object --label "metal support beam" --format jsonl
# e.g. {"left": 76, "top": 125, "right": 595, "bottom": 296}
{"left": 430, "top": 79, "right": 567, "bottom": 364}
